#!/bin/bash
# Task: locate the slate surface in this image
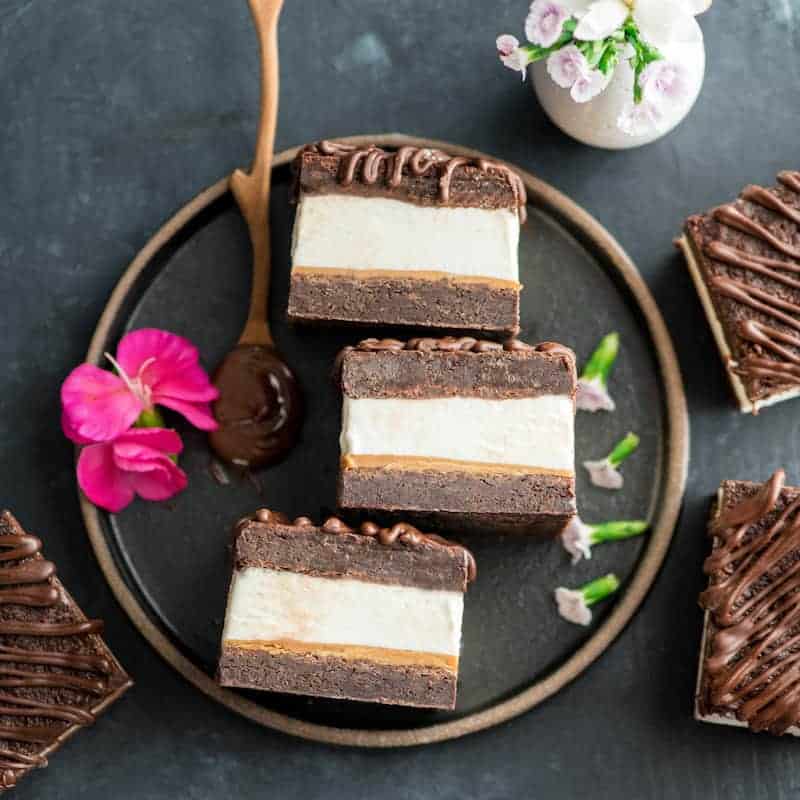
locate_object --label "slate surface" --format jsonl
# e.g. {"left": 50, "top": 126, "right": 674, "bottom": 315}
{"left": 2, "top": 1, "right": 800, "bottom": 797}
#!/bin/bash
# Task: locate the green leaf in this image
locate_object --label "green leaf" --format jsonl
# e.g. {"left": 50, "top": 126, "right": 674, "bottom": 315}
{"left": 581, "top": 574, "right": 621, "bottom": 606}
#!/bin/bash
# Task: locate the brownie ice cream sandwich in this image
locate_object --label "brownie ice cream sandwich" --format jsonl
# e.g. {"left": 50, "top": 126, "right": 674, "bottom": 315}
{"left": 288, "top": 141, "right": 526, "bottom": 335}
{"left": 337, "top": 336, "right": 577, "bottom": 535}
{"left": 218, "top": 510, "right": 475, "bottom": 710}
{"left": 679, "top": 171, "right": 800, "bottom": 413}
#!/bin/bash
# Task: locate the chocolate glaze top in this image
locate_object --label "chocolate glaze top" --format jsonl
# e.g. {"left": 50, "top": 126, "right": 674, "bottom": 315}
{"left": 351, "top": 336, "right": 572, "bottom": 357}
{"left": 698, "top": 470, "right": 800, "bottom": 734}
{"left": 238, "top": 509, "right": 476, "bottom": 583}
{"left": 686, "top": 170, "right": 800, "bottom": 405}
{"left": 299, "top": 140, "right": 528, "bottom": 223}
{"left": 0, "top": 511, "right": 128, "bottom": 789}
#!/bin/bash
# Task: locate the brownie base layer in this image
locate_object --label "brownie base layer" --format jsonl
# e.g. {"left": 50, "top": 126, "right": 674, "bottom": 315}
{"left": 218, "top": 645, "right": 457, "bottom": 709}
{"left": 288, "top": 272, "right": 520, "bottom": 335}
{"left": 339, "top": 468, "right": 576, "bottom": 536}
{"left": 340, "top": 347, "right": 574, "bottom": 399}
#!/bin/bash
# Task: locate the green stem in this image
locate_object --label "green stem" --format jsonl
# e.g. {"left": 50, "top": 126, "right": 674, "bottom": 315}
{"left": 581, "top": 332, "right": 620, "bottom": 385}
{"left": 134, "top": 407, "right": 166, "bottom": 429}
{"left": 589, "top": 521, "right": 649, "bottom": 545}
{"left": 580, "top": 574, "right": 621, "bottom": 606}
{"left": 607, "top": 432, "right": 640, "bottom": 467}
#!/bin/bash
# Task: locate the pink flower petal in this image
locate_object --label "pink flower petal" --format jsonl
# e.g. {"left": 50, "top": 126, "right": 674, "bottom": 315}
{"left": 583, "top": 458, "right": 624, "bottom": 489}
{"left": 117, "top": 329, "right": 218, "bottom": 401}
{"left": 115, "top": 427, "right": 184, "bottom": 455}
{"left": 61, "top": 364, "right": 143, "bottom": 443}
{"left": 61, "top": 411, "right": 95, "bottom": 445}
{"left": 77, "top": 443, "right": 135, "bottom": 513}
{"left": 576, "top": 377, "right": 616, "bottom": 412}
{"left": 156, "top": 397, "right": 218, "bottom": 431}
{"left": 130, "top": 461, "right": 188, "bottom": 501}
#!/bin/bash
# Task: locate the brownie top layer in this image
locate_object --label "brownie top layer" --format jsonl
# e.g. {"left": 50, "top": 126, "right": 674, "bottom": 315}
{"left": 338, "top": 337, "right": 576, "bottom": 400}
{"left": 295, "top": 140, "right": 527, "bottom": 222}
{"left": 684, "top": 170, "right": 800, "bottom": 405}
{"left": 232, "top": 509, "right": 475, "bottom": 592}
{"left": 0, "top": 511, "right": 132, "bottom": 790}
{"left": 698, "top": 469, "right": 800, "bottom": 734}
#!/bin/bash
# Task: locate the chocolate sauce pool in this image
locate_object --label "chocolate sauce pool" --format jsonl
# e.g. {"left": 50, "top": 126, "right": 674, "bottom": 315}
{"left": 209, "top": 344, "right": 303, "bottom": 469}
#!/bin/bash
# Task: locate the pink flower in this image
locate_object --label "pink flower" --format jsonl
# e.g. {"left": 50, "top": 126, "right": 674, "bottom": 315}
{"left": 62, "top": 328, "right": 218, "bottom": 444}
{"left": 497, "top": 35, "right": 530, "bottom": 80}
{"left": 525, "top": 1, "right": 570, "bottom": 48}
{"left": 546, "top": 44, "right": 589, "bottom": 89}
{"left": 77, "top": 428, "right": 188, "bottom": 513}
{"left": 639, "top": 60, "right": 689, "bottom": 105}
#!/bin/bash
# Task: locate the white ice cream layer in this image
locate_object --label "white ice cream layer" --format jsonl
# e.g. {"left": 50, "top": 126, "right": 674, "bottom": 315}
{"left": 292, "top": 194, "right": 519, "bottom": 281}
{"left": 222, "top": 568, "right": 463, "bottom": 657}
{"left": 340, "top": 395, "right": 574, "bottom": 472}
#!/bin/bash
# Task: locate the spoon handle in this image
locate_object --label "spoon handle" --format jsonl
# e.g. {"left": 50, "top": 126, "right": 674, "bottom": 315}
{"left": 233, "top": 0, "right": 284, "bottom": 347}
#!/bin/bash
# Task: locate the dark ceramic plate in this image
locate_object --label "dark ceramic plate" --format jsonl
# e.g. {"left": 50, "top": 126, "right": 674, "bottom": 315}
{"left": 81, "top": 135, "right": 688, "bottom": 747}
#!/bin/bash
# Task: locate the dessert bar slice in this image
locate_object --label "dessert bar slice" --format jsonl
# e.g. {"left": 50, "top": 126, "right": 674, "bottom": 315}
{"left": 337, "top": 337, "right": 577, "bottom": 535}
{"left": 679, "top": 170, "right": 800, "bottom": 413}
{"left": 288, "top": 141, "right": 526, "bottom": 335}
{"left": 696, "top": 469, "right": 800, "bottom": 735}
{"left": 0, "top": 511, "right": 132, "bottom": 791}
{"left": 218, "top": 510, "right": 475, "bottom": 709}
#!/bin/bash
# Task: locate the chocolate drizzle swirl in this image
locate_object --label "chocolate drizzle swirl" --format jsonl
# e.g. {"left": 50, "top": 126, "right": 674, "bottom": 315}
{"left": 304, "top": 141, "right": 528, "bottom": 223}
{"left": 0, "top": 512, "right": 124, "bottom": 788}
{"left": 699, "top": 470, "right": 800, "bottom": 734}
{"left": 243, "top": 508, "right": 476, "bottom": 583}
{"left": 700, "top": 171, "right": 800, "bottom": 397}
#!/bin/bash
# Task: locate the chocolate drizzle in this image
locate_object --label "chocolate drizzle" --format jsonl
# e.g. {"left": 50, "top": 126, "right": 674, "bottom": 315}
{"left": 699, "top": 171, "right": 800, "bottom": 399}
{"left": 699, "top": 470, "right": 800, "bottom": 734}
{"left": 0, "top": 512, "right": 128, "bottom": 789}
{"left": 303, "top": 141, "right": 528, "bottom": 223}
{"left": 243, "top": 508, "right": 476, "bottom": 583}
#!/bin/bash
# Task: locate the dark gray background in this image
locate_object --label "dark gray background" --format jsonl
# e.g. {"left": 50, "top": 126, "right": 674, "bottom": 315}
{"left": 1, "top": 1, "right": 799, "bottom": 797}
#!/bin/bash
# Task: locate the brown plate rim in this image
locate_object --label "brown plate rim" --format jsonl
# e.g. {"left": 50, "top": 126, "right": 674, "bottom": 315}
{"left": 80, "top": 133, "right": 689, "bottom": 748}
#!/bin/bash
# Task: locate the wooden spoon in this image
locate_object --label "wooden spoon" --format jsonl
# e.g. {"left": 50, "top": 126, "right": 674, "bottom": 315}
{"left": 209, "top": 0, "right": 302, "bottom": 469}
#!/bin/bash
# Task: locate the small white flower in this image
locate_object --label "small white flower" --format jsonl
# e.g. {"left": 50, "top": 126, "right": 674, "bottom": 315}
{"left": 570, "top": 68, "right": 611, "bottom": 103}
{"left": 525, "top": 1, "right": 571, "bottom": 48}
{"left": 570, "top": 0, "right": 711, "bottom": 46}
{"left": 583, "top": 458, "right": 624, "bottom": 489}
{"left": 555, "top": 587, "right": 593, "bottom": 626}
{"left": 639, "top": 60, "right": 690, "bottom": 105}
{"left": 617, "top": 98, "right": 664, "bottom": 137}
{"left": 496, "top": 34, "right": 519, "bottom": 56}
{"left": 497, "top": 35, "right": 530, "bottom": 80}
{"left": 576, "top": 375, "right": 615, "bottom": 412}
{"left": 561, "top": 517, "right": 592, "bottom": 564}
{"left": 546, "top": 44, "right": 589, "bottom": 89}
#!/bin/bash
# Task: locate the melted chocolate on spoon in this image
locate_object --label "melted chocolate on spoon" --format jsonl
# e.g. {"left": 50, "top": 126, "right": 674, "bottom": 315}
{"left": 209, "top": 344, "right": 302, "bottom": 469}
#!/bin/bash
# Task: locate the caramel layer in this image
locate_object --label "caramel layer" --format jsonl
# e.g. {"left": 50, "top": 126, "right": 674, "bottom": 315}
{"left": 292, "top": 266, "right": 521, "bottom": 291}
{"left": 224, "top": 639, "right": 458, "bottom": 672}
{"left": 341, "top": 454, "right": 574, "bottom": 478}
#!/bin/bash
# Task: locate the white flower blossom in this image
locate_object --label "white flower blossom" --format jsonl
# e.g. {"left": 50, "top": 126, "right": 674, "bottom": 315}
{"left": 617, "top": 98, "right": 664, "bottom": 136}
{"left": 561, "top": 517, "right": 593, "bottom": 564}
{"left": 525, "top": 1, "right": 571, "bottom": 48}
{"left": 546, "top": 44, "right": 589, "bottom": 89}
{"left": 569, "top": 0, "right": 711, "bottom": 45}
{"left": 555, "top": 586, "right": 593, "bottom": 626}
{"left": 571, "top": 67, "right": 611, "bottom": 103}
{"left": 583, "top": 458, "right": 624, "bottom": 489}
{"left": 639, "top": 60, "right": 690, "bottom": 105}
{"left": 576, "top": 375, "right": 616, "bottom": 412}
{"left": 497, "top": 34, "right": 530, "bottom": 80}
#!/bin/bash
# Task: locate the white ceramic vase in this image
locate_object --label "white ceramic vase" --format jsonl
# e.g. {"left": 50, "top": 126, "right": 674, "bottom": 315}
{"left": 532, "top": 19, "right": 706, "bottom": 149}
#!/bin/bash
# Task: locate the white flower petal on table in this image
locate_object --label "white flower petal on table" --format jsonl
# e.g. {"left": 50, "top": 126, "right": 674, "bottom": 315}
{"left": 576, "top": 376, "right": 615, "bottom": 412}
{"left": 573, "top": 0, "right": 628, "bottom": 41}
{"left": 555, "top": 587, "right": 593, "bottom": 626}
{"left": 583, "top": 458, "right": 624, "bottom": 490}
{"left": 561, "top": 517, "right": 592, "bottom": 564}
